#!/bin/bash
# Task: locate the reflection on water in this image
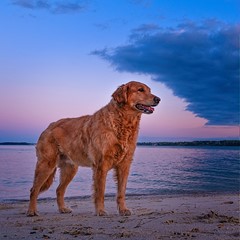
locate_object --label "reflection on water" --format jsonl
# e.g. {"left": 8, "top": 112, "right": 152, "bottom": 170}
{"left": 130, "top": 146, "right": 239, "bottom": 195}
{"left": 0, "top": 145, "right": 239, "bottom": 201}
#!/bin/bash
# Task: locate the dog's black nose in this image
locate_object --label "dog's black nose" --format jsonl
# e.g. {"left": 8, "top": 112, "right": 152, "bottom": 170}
{"left": 154, "top": 96, "right": 160, "bottom": 104}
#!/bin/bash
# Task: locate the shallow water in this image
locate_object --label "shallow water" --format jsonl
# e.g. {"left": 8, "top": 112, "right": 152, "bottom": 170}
{"left": 0, "top": 145, "right": 239, "bottom": 201}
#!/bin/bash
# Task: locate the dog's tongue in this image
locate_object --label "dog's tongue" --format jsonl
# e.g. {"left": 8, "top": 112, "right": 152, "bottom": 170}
{"left": 143, "top": 105, "right": 154, "bottom": 114}
{"left": 147, "top": 106, "right": 154, "bottom": 112}
{"left": 136, "top": 104, "right": 155, "bottom": 113}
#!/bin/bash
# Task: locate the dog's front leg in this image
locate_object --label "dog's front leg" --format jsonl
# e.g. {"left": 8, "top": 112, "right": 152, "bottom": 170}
{"left": 92, "top": 164, "right": 108, "bottom": 216}
{"left": 115, "top": 162, "right": 132, "bottom": 216}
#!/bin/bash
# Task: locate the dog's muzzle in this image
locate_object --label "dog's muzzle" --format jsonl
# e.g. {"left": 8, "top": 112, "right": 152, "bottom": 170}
{"left": 135, "top": 96, "right": 161, "bottom": 114}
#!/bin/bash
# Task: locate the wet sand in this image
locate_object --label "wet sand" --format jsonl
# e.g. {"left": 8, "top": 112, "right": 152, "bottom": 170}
{"left": 1, "top": 194, "right": 239, "bottom": 239}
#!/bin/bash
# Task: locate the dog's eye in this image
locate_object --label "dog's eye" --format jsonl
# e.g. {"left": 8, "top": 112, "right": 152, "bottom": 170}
{"left": 138, "top": 88, "right": 144, "bottom": 92}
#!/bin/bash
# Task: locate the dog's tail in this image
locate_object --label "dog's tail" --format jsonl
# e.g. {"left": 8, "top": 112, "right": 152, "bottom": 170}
{"left": 39, "top": 168, "right": 57, "bottom": 193}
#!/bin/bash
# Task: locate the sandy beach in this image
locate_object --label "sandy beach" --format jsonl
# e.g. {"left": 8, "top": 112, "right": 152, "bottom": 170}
{"left": 1, "top": 194, "right": 239, "bottom": 240}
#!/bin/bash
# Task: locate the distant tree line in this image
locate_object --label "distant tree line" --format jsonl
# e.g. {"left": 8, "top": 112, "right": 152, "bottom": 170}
{"left": 137, "top": 140, "right": 240, "bottom": 147}
{"left": 0, "top": 142, "right": 35, "bottom": 145}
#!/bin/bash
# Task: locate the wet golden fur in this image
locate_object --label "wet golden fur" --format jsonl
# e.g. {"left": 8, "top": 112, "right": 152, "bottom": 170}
{"left": 27, "top": 81, "right": 160, "bottom": 216}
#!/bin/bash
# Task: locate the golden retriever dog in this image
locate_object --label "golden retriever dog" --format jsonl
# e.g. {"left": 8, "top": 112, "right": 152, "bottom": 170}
{"left": 27, "top": 81, "right": 160, "bottom": 216}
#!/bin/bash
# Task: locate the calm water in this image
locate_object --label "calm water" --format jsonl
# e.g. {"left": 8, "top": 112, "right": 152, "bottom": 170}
{"left": 0, "top": 145, "right": 239, "bottom": 202}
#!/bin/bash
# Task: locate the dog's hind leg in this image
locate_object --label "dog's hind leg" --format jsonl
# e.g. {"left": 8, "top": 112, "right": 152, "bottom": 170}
{"left": 27, "top": 159, "right": 57, "bottom": 216}
{"left": 56, "top": 160, "right": 78, "bottom": 213}
{"left": 27, "top": 138, "right": 58, "bottom": 217}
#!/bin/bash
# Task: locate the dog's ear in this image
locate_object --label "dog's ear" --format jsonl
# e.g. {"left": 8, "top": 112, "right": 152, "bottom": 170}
{"left": 112, "top": 84, "right": 128, "bottom": 106}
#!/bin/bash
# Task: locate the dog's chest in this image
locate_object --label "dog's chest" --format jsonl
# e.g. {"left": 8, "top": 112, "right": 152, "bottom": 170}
{"left": 113, "top": 116, "right": 139, "bottom": 141}
{"left": 111, "top": 117, "right": 140, "bottom": 162}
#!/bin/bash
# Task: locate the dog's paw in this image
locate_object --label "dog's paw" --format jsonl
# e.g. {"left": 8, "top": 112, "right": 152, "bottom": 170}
{"left": 27, "top": 210, "right": 39, "bottom": 217}
{"left": 96, "top": 209, "right": 108, "bottom": 216}
{"left": 59, "top": 207, "right": 72, "bottom": 214}
{"left": 119, "top": 208, "right": 132, "bottom": 216}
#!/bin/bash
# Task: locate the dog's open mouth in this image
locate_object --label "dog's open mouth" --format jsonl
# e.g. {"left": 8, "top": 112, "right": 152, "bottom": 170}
{"left": 135, "top": 104, "right": 155, "bottom": 114}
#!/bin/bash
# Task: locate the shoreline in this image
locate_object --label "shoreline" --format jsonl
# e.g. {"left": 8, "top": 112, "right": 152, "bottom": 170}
{"left": 1, "top": 190, "right": 239, "bottom": 203}
{"left": 1, "top": 193, "right": 239, "bottom": 239}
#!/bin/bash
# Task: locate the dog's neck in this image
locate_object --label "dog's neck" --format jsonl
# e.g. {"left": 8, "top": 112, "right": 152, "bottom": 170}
{"left": 93, "top": 99, "right": 141, "bottom": 122}
{"left": 106, "top": 99, "right": 142, "bottom": 142}
{"left": 110, "top": 99, "right": 142, "bottom": 119}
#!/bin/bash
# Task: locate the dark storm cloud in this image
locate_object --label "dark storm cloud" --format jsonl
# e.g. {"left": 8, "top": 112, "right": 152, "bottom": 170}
{"left": 11, "top": 0, "right": 87, "bottom": 14}
{"left": 93, "top": 20, "right": 239, "bottom": 125}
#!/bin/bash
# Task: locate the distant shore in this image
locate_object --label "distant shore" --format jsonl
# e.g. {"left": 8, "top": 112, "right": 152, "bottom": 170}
{"left": 0, "top": 142, "right": 35, "bottom": 146}
{"left": 1, "top": 140, "right": 239, "bottom": 146}
{"left": 137, "top": 140, "right": 240, "bottom": 147}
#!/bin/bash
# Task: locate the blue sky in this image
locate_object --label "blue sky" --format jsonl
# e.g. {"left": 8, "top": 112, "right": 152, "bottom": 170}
{"left": 0, "top": 0, "right": 239, "bottom": 142}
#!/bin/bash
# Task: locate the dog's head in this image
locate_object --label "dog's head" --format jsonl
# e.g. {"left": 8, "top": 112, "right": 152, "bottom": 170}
{"left": 112, "top": 81, "right": 160, "bottom": 114}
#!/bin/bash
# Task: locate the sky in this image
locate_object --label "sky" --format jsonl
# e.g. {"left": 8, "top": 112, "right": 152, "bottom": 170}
{"left": 0, "top": 0, "right": 239, "bottom": 142}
